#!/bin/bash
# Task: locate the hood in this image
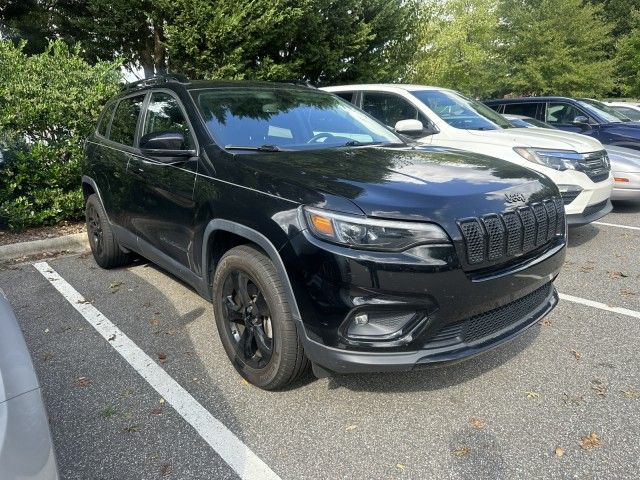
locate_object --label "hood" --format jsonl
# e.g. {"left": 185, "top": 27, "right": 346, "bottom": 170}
{"left": 601, "top": 121, "right": 640, "bottom": 137}
{"left": 465, "top": 127, "right": 604, "bottom": 153}
{"left": 606, "top": 145, "right": 640, "bottom": 172}
{"left": 0, "top": 288, "right": 40, "bottom": 404}
{"left": 227, "top": 145, "right": 559, "bottom": 232}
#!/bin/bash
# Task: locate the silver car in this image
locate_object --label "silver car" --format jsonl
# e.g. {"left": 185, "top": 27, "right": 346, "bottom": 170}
{"left": 503, "top": 114, "right": 640, "bottom": 201}
{"left": 0, "top": 288, "right": 58, "bottom": 480}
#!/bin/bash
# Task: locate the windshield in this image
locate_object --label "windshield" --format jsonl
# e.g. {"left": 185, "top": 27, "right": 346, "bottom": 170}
{"left": 192, "top": 88, "right": 402, "bottom": 150}
{"left": 506, "top": 116, "right": 555, "bottom": 129}
{"left": 577, "top": 98, "right": 632, "bottom": 123}
{"left": 411, "top": 90, "right": 513, "bottom": 131}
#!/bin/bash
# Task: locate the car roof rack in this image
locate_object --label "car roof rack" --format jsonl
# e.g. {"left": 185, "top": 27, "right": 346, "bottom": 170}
{"left": 123, "top": 73, "right": 190, "bottom": 90}
{"left": 272, "top": 80, "right": 317, "bottom": 89}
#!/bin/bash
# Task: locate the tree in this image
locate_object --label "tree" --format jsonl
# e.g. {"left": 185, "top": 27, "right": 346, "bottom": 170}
{"left": 163, "top": 0, "right": 418, "bottom": 84}
{"left": 588, "top": 0, "right": 640, "bottom": 37}
{"left": 495, "top": 0, "right": 616, "bottom": 97}
{"left": 408, "top": 0, "right": 501, "bottom": 97}
{"left": 616, "top": 9, "right": 640, "bottom": 97}
{"left": 0, "top": 40, "right": 121, "bottom": 229}
{"left": 0, "top": 0, "right": 52, "bottom": 55}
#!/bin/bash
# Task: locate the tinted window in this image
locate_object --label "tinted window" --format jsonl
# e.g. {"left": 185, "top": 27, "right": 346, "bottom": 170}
{"left": 143, "top": 92, "right": 194, "bottom": 149}
{"left": 546, "top": 102, "right": 591, "bottom": 125}
{"left": 334, "top": 91, "right": 355, "bottom": 103}
{"left": 361, "top": 92, "right": 429, "bottom": 127}
{"left": 97, "top": 102, "right": 116, "bottom": 137}
{"left": 110, "top": 95, "right": 144, "bottom": 146}
{"left": 193, "top": 88, "right": 401, "bottom": 150}
{"left": 503, "top": 103, "right": 539, "bottom": 118}
{"left": 412, "top": 90, "right": 512, "bottom": 130}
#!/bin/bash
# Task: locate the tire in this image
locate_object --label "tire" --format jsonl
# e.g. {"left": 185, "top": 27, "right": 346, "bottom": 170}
{"left": 212, "top": 245, "right": 310, "bottom": 390}
{"left": 85, "top": 194, "right": 131, "bottom": 269}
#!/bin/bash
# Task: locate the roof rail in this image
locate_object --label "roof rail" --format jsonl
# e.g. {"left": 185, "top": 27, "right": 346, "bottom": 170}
{"left": 123, "top": 73, "right": 190, "bottom": 90}
{"left": 272, "top": 80, "right": 317, "bottom": 89}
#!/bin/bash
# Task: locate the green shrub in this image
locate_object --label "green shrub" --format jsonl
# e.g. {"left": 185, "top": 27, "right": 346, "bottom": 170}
{"left": 0, "top": 39, "right": 121, "bottom": 230}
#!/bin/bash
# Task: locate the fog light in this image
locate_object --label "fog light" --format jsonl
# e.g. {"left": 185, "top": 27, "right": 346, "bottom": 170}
{"left": 353, "top": 313, "right": 369, "bottom": 325}
{"left": 346, "top": 311, "right": 419, "bottom": 339}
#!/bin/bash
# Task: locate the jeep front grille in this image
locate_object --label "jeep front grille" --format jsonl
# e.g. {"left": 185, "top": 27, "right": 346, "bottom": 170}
{"left": 458, "top": 197, "right": 565, "bottom": 268}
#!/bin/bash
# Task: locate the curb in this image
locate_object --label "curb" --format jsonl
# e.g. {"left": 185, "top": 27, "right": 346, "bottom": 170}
{"left": 0, "top": 232, "right": 89, "bottom": 261}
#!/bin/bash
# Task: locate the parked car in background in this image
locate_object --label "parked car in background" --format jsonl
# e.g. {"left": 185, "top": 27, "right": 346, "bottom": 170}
{"left": 606, "top": 102, "right": 640, "bottom": 122}
{"left": 84, "top": 76, "right": 567, "bottom": 389}
{"left": 0, "top": 288, "right": 58, "bottom": 480}
{"left": 485, "top": 96, "right": 640, "bottom": 151}
{"left": 323, "top": 84, "right": 612, "bottom": 226}
{"left": 504, "top": 114, "right": 640, "bottom": 201}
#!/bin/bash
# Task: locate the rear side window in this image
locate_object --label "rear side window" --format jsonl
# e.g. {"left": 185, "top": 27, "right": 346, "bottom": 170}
{"left": 503, "top": 103, "right": 539, "bottom": 118}
{"left": 97, "top": 102, "right": 116, "bottom": 137}
{"left": 334, "top": 91, "right": 355, "bottom": 103}
{"left": 110, "top": 95, "right": 145, "bottom": 146}
{"left": 142, "top": 92, "right": 195, "bottom": 149}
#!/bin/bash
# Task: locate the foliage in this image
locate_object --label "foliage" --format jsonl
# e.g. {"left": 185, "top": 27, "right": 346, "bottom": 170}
{"left": 616, "top": 9, "right": 640, "bottom": 98}
{"left": 409, "top": 0, "right": 501, "bottom": 97}
{"left": 0, "top": 40, "right": 121, "bottom": 230}
{"left": 158, "top": 0, "right": 418, "bottom": 84}
{"left": 496, "top": 0, "right": 615, "bottom": 97}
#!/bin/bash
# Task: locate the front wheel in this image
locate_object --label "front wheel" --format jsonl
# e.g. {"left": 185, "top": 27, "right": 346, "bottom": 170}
{"left": 212, "top": 245, "right": 309, "bottom": 390}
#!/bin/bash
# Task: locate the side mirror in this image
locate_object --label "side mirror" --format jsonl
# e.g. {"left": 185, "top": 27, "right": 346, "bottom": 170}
{"left": 139, "top": 131, "right": 195, "bottom": 159}
{"left": 395, "top": 119, "right": 428, "bottom": 138}
{"left": 572, "top": 115, "right": 589, "bottom": 125}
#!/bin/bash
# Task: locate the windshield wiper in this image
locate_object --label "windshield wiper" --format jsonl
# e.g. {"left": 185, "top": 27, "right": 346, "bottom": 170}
{"left": 341, "top": 140, "right": 385, "bottom": 147}
{"left": 225, "top": 144, "right": 282, "bottom": 152}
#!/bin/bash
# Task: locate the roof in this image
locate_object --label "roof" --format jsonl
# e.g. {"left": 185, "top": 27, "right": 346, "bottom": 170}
{"left": 122, "top": 75, "right": 318, "bottom": 93}
{"left": 484, "top": 96, "right": 579, "bottom": 103}
{"left": 323, "top": 84, "right": 452, "bottom": 92}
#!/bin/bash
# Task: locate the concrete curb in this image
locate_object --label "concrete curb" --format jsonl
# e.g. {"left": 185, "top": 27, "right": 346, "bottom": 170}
{"left": 0, "top": 232, "right": 89, "bottom": 261}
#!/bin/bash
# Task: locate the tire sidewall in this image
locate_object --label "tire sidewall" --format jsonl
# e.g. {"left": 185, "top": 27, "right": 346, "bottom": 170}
{"left": 213, "top": 251, "right": 288, "bottom": 388}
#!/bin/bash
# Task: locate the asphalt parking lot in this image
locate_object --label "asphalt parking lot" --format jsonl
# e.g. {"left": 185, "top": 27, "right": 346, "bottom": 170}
{"left": 2, "top": 201, "right": 640, "bottom": 480}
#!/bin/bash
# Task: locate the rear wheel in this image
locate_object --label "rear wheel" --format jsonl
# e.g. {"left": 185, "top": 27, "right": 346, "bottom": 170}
{"left": 212, "top": 245, "right": 309, "bottom": 390}
{"left": 85, "top": 194, "right": 131, "bottom": 269}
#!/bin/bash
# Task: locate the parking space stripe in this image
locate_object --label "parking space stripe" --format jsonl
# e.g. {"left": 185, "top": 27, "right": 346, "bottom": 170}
{"left": 559, "top": 292, "right": 640, "bottom": 319}
{"left": 33, "top": 261, "right": 281, "bottom": 480}
{"left": 593, "top": 221, "right": 640, "bottom": 231}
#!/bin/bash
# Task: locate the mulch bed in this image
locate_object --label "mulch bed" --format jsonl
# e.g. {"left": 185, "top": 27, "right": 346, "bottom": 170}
{"left": 0, "top": 221, "right": 86, "bottom": 246}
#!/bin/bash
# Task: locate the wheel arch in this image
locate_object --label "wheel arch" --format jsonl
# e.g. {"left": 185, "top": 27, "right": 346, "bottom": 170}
{"left": 202, "top": 220, "right": 302, "bottom": 320}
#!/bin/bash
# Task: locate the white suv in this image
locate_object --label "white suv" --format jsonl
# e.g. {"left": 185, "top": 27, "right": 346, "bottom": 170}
{"left": 322, "top": 84, "right": 613, "bottom": 226}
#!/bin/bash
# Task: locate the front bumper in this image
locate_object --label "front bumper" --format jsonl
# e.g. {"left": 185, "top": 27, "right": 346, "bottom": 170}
{"left": 566, "top": 199, "right": 613, "bottom": 226}
{"left": 611, "top": 172, "right": 640, "bottom": 200}
{"left": 0, "top": 389, "right": 58, "bottom": 480}
{"left": 285, "top": 228, "right": 565, "bottom": 374}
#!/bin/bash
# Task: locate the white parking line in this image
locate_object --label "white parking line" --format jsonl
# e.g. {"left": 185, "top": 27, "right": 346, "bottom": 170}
{"left": 33, "top": 261, "right": 281, "bottom": 480}
{"left": 559, "top": 292, "right": 640, "bottom": 319}
{"left": 593, "top": 221, "right": 640, "bottom": 231}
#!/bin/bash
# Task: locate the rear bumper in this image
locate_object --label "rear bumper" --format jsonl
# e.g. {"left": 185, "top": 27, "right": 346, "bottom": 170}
{"left": 566, "top": 199, "right": 613, "bottom": 226}
{"left": 303, "top": 285, "right": 558, "bottom": 373}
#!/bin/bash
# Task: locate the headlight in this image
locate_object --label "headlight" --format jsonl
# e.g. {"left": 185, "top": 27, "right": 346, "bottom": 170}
{"left": 514, "top": 148, "right": 584, "bottom": 171}
{"left": 304, "top": 207, "right": 450, "bottom": 251}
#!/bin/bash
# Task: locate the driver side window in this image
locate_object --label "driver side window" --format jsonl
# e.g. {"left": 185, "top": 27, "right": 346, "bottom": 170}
{"left": 362, "top": 92, "right": 429, "bottom": 127}
{"left": 143, "top": 92, "right": 194, "bottom": 149}
{"left": 546, "top": 102, "right": 592, "bottom": 125}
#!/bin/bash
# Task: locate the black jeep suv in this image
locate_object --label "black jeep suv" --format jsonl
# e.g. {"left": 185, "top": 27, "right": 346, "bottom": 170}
{"left": 83, "top": 76, "right": 566, "bottom": 389}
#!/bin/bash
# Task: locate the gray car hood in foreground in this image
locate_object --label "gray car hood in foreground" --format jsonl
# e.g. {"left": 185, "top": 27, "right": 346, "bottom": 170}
{"left": 0, "top": 288, "right": 40, "bottom": 404}
{"left": 606, "top": 145, "right": 640, "bottom": 173}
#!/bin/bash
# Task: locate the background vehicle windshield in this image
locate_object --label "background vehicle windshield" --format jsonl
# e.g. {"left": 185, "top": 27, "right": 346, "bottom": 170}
{"left": 192, "top": 88, "right": 402, "bottom": 150}
{"left": 578, "top": 99, "right": 631, "bottom": 123}
{"left": 412, "top": 90, "right": 513, "bottom": 131}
